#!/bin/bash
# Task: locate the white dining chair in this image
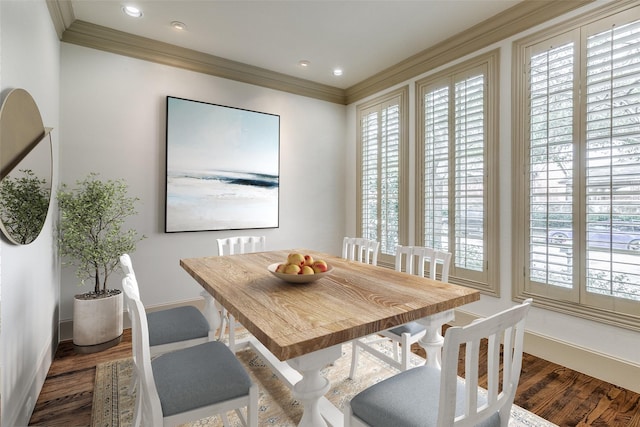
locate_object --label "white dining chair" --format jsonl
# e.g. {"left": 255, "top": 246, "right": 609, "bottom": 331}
{"left": 345, "top": 299, "right": 532, "bottom": 427}
{"left": 217, "top": 236, "right": 266, "bottom": 256}
{"left": 123, "top": 276, "right": 258, "bottom": 427}
{"left": 350, "top": 245, "right": 453, "bottom": 378}
{"left": 342, "top": 237, "right": 380, "bottom": 265}
{"left": 394, "top": 245, "right": 452, "bottom": 282}
{"left": 119, "top": 254, "right": 213, "bottom": 357}
{"left": 216, "top": 236, "right": 266, "bottom": 352}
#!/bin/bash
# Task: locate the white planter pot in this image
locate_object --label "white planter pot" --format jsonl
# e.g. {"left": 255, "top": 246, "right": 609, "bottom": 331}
{"left": 73, "top": 290, "right": 123, "bottom": 352}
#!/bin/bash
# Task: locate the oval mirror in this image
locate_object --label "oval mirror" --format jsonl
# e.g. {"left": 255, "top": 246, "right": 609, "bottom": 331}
{"left": 0, "top": 88, "right": 53, "bottom": 245}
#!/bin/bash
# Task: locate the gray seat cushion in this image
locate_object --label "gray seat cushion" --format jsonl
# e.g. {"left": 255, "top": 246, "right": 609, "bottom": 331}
{"left": 388, "top": 321, "right": 426, "bottom": 337}
{"left": 350, "top": 365, "right": 501, "bottom": 427}
{"left": 147, "top": 305, "right": 209, "bottom": 347}
{"left": 152, "top": 341, "right": 252, "bottom": 417}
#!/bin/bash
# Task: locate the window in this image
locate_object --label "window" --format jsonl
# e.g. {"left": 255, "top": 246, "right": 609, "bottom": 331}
{"left": 513, "top": 4, "right": 640, "bottom": 329}
{"left": 416, "top": 50, "right": 500, "bottom": 294}
{"left": 356, "top": 87, "right": 409, "bottom": 266}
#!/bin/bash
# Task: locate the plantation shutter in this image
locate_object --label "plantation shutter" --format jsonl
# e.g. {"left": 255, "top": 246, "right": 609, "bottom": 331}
{"left": 454, "top": 73, "right": 486, "bottom": 273}
{"left": 583, "top": 17, "right": 640, "bottom": 307}
{"left": 527, "top": 36, "right": 577, "bottom": 297}
{"left": 359, "top": 95, "right": 402, "bottom": 257}
{"left": 423, "top": 85, "right": 450, "bottom": 252}
{"left": 514, "top": 4, "right": 640, "bottom": 326}
{"left": 419, "top": 53, "right": 498, "bottom": 291}
{"left": 361, "top": 110, "right": 379, "bottom": 245}
{"left": 523, "top": 12, "right": 640, "bottom": 312}
{"left": 379, "top": 103, "right": 400, "bottom": 255}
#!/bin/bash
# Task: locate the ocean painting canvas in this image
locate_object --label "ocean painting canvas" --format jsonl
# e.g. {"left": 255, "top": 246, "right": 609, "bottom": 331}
{"left": 165, "top": 96, "right": 280, "bottom": 232}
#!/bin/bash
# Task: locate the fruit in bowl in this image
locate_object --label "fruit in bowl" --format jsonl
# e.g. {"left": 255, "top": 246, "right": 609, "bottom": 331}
{"left": 300, "top": 265, "right": 315, "bottom": 275}
{"left": 268, "top": 252, "right": 332, "bottom": 283}
{"left": 282, "top": 263, "right": 301, "bottom": 275}
{"left": 287, "top": 252, "right": 306, "bottom": 267}
{"left": 311, "top": 260, "right": 328, "bottom": 273}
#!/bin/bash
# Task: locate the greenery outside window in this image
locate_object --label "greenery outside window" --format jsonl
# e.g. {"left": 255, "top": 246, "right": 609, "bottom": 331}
{"left": 416, "top": 50, "right": 500, "bottom": 294}
{"left": 513, "top": 2, "right": 640, "bottom": 330}
{"left": 356, "top": 87, "right": 409, "bottom": 266}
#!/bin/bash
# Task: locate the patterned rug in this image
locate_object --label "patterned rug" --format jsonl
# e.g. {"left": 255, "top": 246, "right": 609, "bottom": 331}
{"left": 92, "top": 341, "right": 557, "bottom": 427}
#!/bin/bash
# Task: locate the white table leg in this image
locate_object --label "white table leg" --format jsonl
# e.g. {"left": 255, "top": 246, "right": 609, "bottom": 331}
{"left": 416, "top": 309, "right": 455, "bottom": 369}
{"left": 287, "top": 344, "right": 343, "bottom": 427}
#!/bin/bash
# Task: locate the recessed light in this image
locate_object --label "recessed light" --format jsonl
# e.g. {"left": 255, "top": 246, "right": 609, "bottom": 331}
{"left": 171, "top": 21, "right": 187, "bottom": 30}
{"left": 123, "top": 5, "right": 142, "bottom": 18}
{"left": 333, "top": 68, "right": 343, "bottom": 76}
{"left": 299, "top": 60, "right": 311, "bottom": 68}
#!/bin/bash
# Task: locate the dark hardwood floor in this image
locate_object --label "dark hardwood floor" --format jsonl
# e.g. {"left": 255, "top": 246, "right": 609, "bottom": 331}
{"left": 29, "top": 328, "right": 640, "bottom": 427}
{"left": 28, "top": 329, "right": 134, "bottom": 427}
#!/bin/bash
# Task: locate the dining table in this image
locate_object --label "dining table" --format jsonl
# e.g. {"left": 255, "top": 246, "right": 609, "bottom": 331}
{"left": 180, "top": 249, "right": 480, "bottom": 427}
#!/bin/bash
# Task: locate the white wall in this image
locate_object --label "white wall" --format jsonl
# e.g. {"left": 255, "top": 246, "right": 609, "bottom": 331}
{"left": 345, "top": 0, "right": 640, "bottom": 391}
{"left": 59, "top": 43, "right": 346, "bottom": 320}
{"left": 0, "top": 1, "right": 60, "bottom": 425}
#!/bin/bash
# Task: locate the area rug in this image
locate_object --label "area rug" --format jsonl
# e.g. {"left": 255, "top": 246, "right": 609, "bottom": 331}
{"left": 92, "top": 341, "right": 556, "bottom": 427}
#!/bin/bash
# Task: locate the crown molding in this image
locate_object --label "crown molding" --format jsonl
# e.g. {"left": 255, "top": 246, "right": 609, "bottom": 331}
{"left": 49, "top": 0, "right": 595, "bottom": 105}
{"left": 46, "top": 0, "right": 74, "bottom": 39}
{"left": 344, "top": 0, "right": 595, "bottom": 104}
{"left": 60, "top": 20, "right": 347, "bottom": 105}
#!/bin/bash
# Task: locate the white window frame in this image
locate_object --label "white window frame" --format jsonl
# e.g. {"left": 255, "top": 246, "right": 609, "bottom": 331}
{"left": 512, "top": 1, "right": 640, "bottom": 331}
{"left": 416, "top": 50, "right": 500, "bottom": 294}
{"left": 356, "top": 86, "right": 409, "bottom": 267}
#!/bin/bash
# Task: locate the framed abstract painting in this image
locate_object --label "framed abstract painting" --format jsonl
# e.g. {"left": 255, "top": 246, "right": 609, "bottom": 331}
{"left": 165, "top": 96, "right": 280, "bottom": 232}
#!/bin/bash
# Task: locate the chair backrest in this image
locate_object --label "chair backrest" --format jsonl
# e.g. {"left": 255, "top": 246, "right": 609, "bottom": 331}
{"left": 119, "top": 253, "right": 135, "bottom": 277}
{"left": 394, "top": 245, "right": 452, "bottom": 282}
{"left": 217, "top": 236, "right": 266, "bottom": 256}
{"left": 438, "top": 299, "right": 532, "bottom": 426}
{"left": 119, "top": 254, "right": 140, "bottom": 299}
{"left": 342, "top": 237, "right": 380, "bottom": 266}
{"left": 123, "top": 275, "right": 165, "bottom": 426}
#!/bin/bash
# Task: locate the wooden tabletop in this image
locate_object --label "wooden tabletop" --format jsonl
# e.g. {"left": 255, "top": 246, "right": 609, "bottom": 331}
{"left": 180, "top": 249, "right": 479, "bottom": 361}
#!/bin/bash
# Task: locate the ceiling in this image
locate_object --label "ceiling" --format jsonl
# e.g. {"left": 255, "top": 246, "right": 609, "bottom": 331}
{"left": 68, "top": 0, "right": 522, "bottom": 90}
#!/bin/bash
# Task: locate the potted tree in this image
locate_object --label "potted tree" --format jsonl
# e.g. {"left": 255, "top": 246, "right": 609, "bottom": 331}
{"left": 58, "top": 173, "right": 144, "bottom": 352}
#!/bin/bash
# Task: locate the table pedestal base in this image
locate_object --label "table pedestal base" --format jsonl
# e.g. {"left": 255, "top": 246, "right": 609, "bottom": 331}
{"left": 200, "top": 294, "right": 453, "bottom": 426}
{"left": 231, "top": 335, "right": 344, "bottom": 427}
{"left": 417, "top": 309, "right": 454, "bottom": 369}
{"left": 288, "top": 345, "right": 342, "bottom": 427}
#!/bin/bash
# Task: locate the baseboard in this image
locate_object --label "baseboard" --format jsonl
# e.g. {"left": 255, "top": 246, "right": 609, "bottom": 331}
{"left": 5, "top": 337, "right": 54, "bottom": 427}
{"left": 452, "top": 309, "right": 640, "bottom": 394}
